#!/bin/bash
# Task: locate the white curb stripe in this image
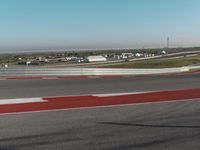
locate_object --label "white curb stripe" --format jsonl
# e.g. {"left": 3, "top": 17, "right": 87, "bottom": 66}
{"left": 42, "top": 77, "right": 58, "bottom": 80}
{"left": 93, "top": 91, "right": 153, "bottom": 97}
{"left": 87, "top": 76, "right": 101, "bottom": 78}
{"left": 0, "top": 98, "right": 47, "bottom": 105}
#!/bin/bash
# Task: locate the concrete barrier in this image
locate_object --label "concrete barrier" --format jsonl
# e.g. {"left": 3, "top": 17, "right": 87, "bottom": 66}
{"left": 0, "top": 66, "right": 199, "bottom": 77}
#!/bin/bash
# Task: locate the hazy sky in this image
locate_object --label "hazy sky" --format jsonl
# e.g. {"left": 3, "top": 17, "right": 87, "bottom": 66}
{"left": 0, "top": 0, "right": 200, "bottom": 53}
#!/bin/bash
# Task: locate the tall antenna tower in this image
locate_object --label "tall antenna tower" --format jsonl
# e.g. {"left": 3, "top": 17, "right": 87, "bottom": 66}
{"left": 167, "top": 37, "right": 169, "bottom": 49}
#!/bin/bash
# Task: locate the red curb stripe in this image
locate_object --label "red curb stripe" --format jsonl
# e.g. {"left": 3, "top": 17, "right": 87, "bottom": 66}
{"left": 0, "top": 88, "right": 199, "bottom": 115}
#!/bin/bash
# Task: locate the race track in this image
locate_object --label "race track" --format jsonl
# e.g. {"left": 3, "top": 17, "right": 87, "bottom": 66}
{"left": 0, "top": 72, "right": 200, "bottom": 150}
{"left": 0, "top": 73, "right": 200, "bottom": 99}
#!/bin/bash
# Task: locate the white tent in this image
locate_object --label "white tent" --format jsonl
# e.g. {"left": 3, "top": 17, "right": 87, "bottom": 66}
{"left": 86, "top": 56, "right": 107, "bottom": 62}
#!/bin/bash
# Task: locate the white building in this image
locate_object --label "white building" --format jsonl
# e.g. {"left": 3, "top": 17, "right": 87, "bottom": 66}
{"left": 121, "top": 53, "right": 134, "bottom": 59}
{"left": 85, "top": 56, "right": 107, "bottom": 63}
{"left": 66, "top": 57, "right": 78, "bottom": 61}
{"left": 135, "top": 53, "right": 143, "bottom": 57}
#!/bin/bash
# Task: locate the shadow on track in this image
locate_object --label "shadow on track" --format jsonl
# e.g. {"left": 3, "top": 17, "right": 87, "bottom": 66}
{"left": 100, "top": 122, "right": 200, "bottom": 150}
{"left": 99, "top": 122, "right": 200, "bottom": 129}
{"left": 0, "top": 148, "right": 14, "bottom": 150}
{"left": 0, "top": 131, "right": 81, "bottom": 149}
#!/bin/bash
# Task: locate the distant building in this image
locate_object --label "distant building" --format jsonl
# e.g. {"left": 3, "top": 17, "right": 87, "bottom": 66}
{"left": 144, "top": 53, "right": 155, "bottom": 58}
{"left": 161, "top": 50, "right": 167, "bottom": 55}
{"left": 135, "top": 53, "right": 143, "bottom": 57}
{"left": 121, "top": 53, "right": 134, "bottom": 59}
{"left": 36, "top": 57, "right": 49, "bottom": 62}
{"left": 73, "top": 57, "right": 84, "bottom": 63}
{"left": 26, "top": 61, "right": 31, "bottom": 65}
{"left": 85, "top": 56, "right": 107, "bottom": 63}
{"left": 1, "top": 64, "right": 8, "bottom": 68}
{"left": 114, "top": 55, "right": 120, "bottom": 60}
{"left": 18, "top": 60, "right": 39, "bottom": 65}
{"left": 66, "top": 57, "right": 78, "bottom": 61}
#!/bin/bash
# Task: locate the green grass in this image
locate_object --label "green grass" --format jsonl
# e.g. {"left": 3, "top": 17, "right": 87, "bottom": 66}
{"left": 101, "top": 55, "right": 200, "bottom": 68}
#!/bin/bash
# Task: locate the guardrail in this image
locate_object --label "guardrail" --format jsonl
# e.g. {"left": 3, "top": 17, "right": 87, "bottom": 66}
{"left": 0, "top": 66, "right": 199, "bottom": 77}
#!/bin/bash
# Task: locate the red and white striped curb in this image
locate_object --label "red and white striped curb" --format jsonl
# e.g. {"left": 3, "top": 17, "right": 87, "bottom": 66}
{"left": 0, "top": 88, "right": 200, "bottom": 115}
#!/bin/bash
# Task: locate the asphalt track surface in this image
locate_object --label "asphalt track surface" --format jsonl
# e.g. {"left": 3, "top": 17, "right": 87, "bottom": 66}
{"left": 0, "top": 73, "right": 200, "bottom": 99}
{"left": 0, "top": 72, "right": 200, "bottom": 150}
